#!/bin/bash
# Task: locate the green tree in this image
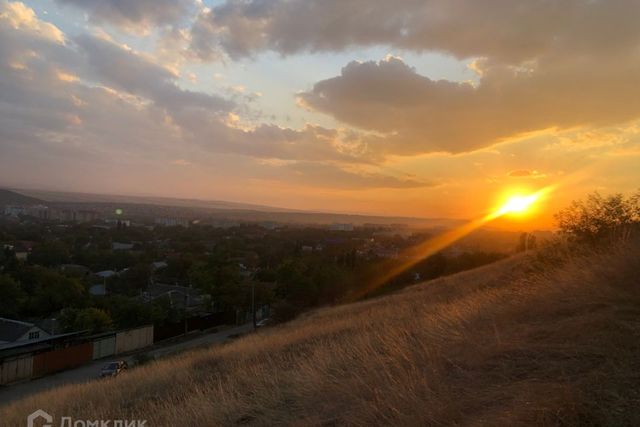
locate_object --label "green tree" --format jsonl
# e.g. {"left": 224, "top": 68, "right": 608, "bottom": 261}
{"left": 28, "top": 240, "right": 70, "bottom": 267}
{"left": 189, "top": 257, "right": 243, "bottom": 309}
{"left": 149, "top": 295, "right": 181, "bottom": 325}
{"left": 106, "top": 295, "right": 153, "bottom": 329}
{"left": 59, "top": 307, "right": 113, "bottom": 333}
{"left": 276, "top": 258, "right": 317, "bottom": 307}
{"left": 122, "top": 263, "right": 152, "bottom": 292}
{"left": 0, "top": 274, "right": 27, "bottom": 318}
{"left": 24, "top": 267, "right": 87, "bottom": 316}
{"left": 0, "top": 247, "right": 19, "bottom": 272}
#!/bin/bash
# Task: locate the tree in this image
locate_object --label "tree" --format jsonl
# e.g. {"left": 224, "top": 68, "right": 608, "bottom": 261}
{"left": 106, "top": 296, "right": 154, "bottom": 329}
{"left": 22, "top": 267, "right": 87, "bottom": 317}
{"left": 59, "top": 307, "right": 113, "bottom": 333}
{"left": 121, "top": 263, "right": 152, "bottom": 292}
{"left": 0, "top": 274, "right": 27, "bottom": 318}
{"left": 276, "top": 258, "right": 317, "bottom": 307}
{"left": 555, "top": 191, "right": 640, "bottom": 243}
{"left": 187, "top": 255, "right": 256, "bottom": 317}
{"left": 0, "top": 246, "right": 19, "bottom": 272}
{"left": 28, "top": 241, "right": 70, "bottom": 267}
{"left": 517, "top": 233, "right": 537, "bottom": 252}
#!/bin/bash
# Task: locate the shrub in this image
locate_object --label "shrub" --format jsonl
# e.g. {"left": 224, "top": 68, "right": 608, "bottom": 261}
{"left": 555, "top": 191, "right": 639, "bottom": 244}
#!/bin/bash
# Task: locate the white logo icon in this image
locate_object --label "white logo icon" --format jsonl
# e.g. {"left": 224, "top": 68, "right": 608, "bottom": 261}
{"left": 27, "top": 409, "right": 53, "bottom": 427}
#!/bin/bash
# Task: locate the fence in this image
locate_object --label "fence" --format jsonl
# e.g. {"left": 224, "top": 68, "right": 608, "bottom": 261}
{"left": 153, "top": 312, "right": 230, "bottom": 342}
{"left": 115, "top": 325, "right": 154, "bottom": 354}
{"left": 0, "top": 354, "right": 33, "bottom": 385}
{"left": 32, "top": 342, "right": 93, "bottom": 377}
{"left": 92, "top": 334, "right": 116, "bottom": 360}
{"left": 0, "top": 314, "right": 230, "bottom": 384}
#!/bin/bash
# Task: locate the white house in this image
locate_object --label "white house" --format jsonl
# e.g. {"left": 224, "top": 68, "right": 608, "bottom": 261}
{"left": 0, "top": 318, "right": 50, "bottom": 347}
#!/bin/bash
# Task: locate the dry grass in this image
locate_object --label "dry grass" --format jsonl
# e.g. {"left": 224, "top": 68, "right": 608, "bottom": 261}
{"left": 2, "top": 239, "right": 640, "bottom": 426}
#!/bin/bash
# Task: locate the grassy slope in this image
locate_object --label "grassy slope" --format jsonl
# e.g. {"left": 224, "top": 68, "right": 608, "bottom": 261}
{"left": 2, "top": 240, "right": 640, "bottom": 426}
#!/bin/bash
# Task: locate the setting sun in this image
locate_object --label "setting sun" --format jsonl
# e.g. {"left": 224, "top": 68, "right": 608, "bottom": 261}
{"left": 497, "top": 194, "right": 540, "bottom": 216}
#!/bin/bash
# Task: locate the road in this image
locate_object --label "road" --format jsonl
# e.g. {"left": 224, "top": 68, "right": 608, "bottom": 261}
{"left": 0, "top": 323, "right": 253, "bottom": 407}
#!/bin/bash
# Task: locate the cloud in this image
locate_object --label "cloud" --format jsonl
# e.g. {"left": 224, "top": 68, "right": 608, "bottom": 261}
{"left": 56, "top": 0, "right": 195, "bottom": 32}
{"left": 73, "top": 34, "right": 234, "bottom": 113}
{"left": 298, "top": 56, "right": 640, "bottom": 154}
{"left": 1, "top": 0, "right": 64, "bottom": 43}
{"left": 1, "top": 2, "right": 394, "bottom": 194}
{"left": 189, "top": 0, "right": 640, "bottom": 64}
{"left": 507, "top": 169, "right": 546, "bottom": 179}
{"left": 255, "top": 161, "right": 433, "bottom": 190}
{"left": 190, "top": 0, "right": 640, "bottom": 157}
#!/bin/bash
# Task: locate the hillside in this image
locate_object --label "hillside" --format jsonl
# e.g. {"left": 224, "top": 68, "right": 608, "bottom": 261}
{"left": 2, "top": 239, "right": 640, "bottom": 426}
{"left": 0, "top": 189, "right": 44, "bottom": 206}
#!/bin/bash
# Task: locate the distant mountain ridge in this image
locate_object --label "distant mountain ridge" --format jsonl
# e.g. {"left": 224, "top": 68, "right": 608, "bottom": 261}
{"left": 14, "top": 189, "right": 297, "bottom": 213}
{"left": 0, "top": 189, "right": 45, "bottom": 206}
{"left": 12, "top": 188, "right": 460, "bottom": 227}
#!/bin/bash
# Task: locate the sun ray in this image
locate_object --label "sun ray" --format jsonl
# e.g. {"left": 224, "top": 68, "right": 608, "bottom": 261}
{"left": 348, "top": 184, "right": 557, "bottom": 301}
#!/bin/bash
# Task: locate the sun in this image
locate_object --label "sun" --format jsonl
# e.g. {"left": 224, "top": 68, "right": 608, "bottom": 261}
{"left": 496, "top": 194, "right": 540, "bottom": 216}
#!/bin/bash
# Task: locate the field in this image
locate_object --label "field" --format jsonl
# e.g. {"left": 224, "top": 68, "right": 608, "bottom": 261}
{"left": 2, "top": 238, "right": 639, "bottom": 426}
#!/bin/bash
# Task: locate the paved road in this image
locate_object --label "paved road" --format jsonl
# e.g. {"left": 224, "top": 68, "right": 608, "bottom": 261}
{"left": 0, "top": 323, "right": 253, "bottom": 407}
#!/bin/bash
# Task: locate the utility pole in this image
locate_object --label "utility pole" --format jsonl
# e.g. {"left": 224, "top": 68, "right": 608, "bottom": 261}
{"left": 251, "top": 281, "right": 256, "bottom": 330}
{"left": 184, "top": 292, "right": 188, "bottom": 335}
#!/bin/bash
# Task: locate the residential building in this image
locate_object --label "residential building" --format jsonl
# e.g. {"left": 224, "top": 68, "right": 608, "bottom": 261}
{"left": 155, "top": 217, "right": 190, "bottom": 227}
{"left": 0, "top": 318, "right": 50, "bottom": 347}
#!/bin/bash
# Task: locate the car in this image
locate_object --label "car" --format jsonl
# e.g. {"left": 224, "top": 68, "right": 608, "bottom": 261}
{"left": 256, "top": 318, "right": 272, "bottom": 328}
{"left": 100, "top": 360, "right": 128, "bottom": 378}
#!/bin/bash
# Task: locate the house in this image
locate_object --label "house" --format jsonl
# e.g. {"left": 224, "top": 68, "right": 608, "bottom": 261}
{"left": 105, "top": 219, "right": 131, "bottom": 228}
{"left": 95, "top": 270, "right": 117, "bottom": 279}
{"left": 140, "top": 283, "right": 206, "bottom": 313}
{"left": 89, "top": 270, "right": 118, "bottom": 296}
{"left": 37, "top": 317, "right": 62, "bottom": 335}
{"left": 238, "top": 263, "right": 253, "bottom": 279}
{"left": 112, "top": 242, "right": 134, "bottom": 251}
{"left": 155, "top": 217, "right": 190, "bottom": 227}
{"left": 151, "top": 261, "right": 168, "bottom": 271}
{"left": 0, "top": 318, "right": 50, "bottom": 347}
{"left": 89, "top": 284, "right": 108, "bottom": 296}
{"left": 3, "top": 206, "right": 27, "bottom": 217}
{"left": 329, "top": 223, "right": 354, "bottom": 231}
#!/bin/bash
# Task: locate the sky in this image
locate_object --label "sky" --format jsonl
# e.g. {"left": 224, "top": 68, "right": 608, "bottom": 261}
{"left": 0, "top": 0, "right": 639, "bottom": 228}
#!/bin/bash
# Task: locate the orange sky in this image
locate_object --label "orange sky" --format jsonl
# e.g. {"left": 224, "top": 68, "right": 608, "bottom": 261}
{"left": 1, "top": 1, "right": 639, "bottom": 229}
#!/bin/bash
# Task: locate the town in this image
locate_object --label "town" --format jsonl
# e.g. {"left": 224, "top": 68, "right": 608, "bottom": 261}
{"left": 0, "top": 188, "right": 528, "bottom": 387}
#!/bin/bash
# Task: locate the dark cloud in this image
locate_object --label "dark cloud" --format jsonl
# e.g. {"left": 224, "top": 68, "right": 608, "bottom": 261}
{"left": 298, "top": 56, "right": 640, "bottom": 154}
{"left": 189, "top": 0, "right": 640, "bottom": 64}
{"left": 56, "top": 0, "right": 195, "bottom": 30}
{"left": 188, "top": 0, "right": 640, "bottom": 155}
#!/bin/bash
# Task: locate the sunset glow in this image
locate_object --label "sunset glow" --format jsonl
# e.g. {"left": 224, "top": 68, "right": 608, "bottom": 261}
{"left": 1, "top": 2, "right": 639, "bottom": 422}
{"left": 497, "top": 194, "right": 540, "bottom": 216}
{"left": 0, "top": 0, "right": 638, "bottom": 225}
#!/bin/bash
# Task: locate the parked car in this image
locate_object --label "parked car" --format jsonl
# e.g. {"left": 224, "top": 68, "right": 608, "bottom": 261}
{"left": 100, "top": 360, "right": 128, "bottom": 378}
{"left": 256, "top": 318, "right": 272, "bottom": 328}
